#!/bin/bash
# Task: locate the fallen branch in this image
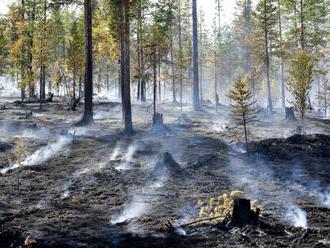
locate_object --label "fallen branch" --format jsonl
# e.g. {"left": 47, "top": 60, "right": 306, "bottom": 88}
{"left": 178, "top": 215, "right": 224, "bottom": 228}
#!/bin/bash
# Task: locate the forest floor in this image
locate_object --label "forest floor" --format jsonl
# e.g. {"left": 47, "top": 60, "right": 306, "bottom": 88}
{"left": 0, "top": 97, "right": 329, "bottom": 248}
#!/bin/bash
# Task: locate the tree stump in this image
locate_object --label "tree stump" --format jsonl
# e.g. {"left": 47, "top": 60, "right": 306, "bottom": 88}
{"left": 231, "top": 198, "right": 252, "bottom": 226}
{"left": 153, "top": 112, "right": 164, "bottom": 130}
{"left": 70, "top": 97, "right": 81, "bottom": 111}
{"left": 46, "top": 93, "right": 54, "bottom": 102}
{"left": 25, "top": 111, "right": 33, "bottom": 119}
{"left": 285, "top": 107, "right": 297, "bottom": 121}
{"left": 216, "top": 94, "right": 220, "bottom": 106}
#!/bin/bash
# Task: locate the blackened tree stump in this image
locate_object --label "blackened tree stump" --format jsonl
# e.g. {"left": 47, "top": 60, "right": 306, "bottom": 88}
{"left": 231, "top": 198, "right": 254, "bottom": 226}
{"left": 70, "top": 97, "right": 81, "bottom": 111}
{"left": 285, "top": 107, "right": 297, "bottom": 121}
{"left": 153, "top": 112, "right": 164, "bottom": 130}
{"left": 219, "top": 198, "right": 259, "bottom": 229}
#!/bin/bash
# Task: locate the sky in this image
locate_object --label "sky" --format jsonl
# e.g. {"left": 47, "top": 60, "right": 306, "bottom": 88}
{"left": 0, "top": 0, "right": 237, "bottom": 26}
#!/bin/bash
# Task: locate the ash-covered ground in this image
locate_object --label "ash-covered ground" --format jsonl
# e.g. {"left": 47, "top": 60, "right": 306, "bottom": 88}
{"left": 0, "top": 98, "right": 329, "bottom": 248}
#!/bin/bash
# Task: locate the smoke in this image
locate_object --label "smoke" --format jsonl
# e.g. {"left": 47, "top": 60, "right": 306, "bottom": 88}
{"left": 1, "top": 135, "right": 72, "bottom": 174}
{"left": 287, "top": 164, "right": 330, "bottom": 209}
{"left": 60, "top": 160, "right": 108, "bottom": 199}
{"left": 111, "top": 155, "right": 170, "bottom": 226}
{"left": 211, "top": 121, "right": 228, "bottom": 133}
{"left": 111, "top": 194, "right": 151, "bottom": 225}
{"left": 115, "top": 144, "right": 137, "bottom": 171}
{"left": 0, "top": 122, "right": 51, "bottom": 140}
{"left": 94, "top": 105, "right": 121, "bottom": 121}
{"left": 285, "top": 206, "right": 308, "bottom": 228}
{"left": 228, "top": 155, "right": 309, "bottom": 228}
{"left": 110, "top": 145, "right": 121, "bottom": 161}
{"left": 0, "top": 75, "right": 20, "bottom": 97}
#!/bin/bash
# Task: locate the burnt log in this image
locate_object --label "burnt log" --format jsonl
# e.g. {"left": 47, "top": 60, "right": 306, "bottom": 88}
{"left": 12, "top": 97, "right": 25, "bottom": 106}
{"left": 153, "top": 112, "right": 164, "bottom": 130}
{"left": 19, "top": 111, "right": 33, "bottom": 119}
{"left": 285, "top": 107, "right": 297, "bottom": 121}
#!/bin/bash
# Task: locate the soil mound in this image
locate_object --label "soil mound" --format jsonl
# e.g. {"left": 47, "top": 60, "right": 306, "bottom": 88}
{"left": 177, "top": 114, "right": 192, "bottom": 124}
{"left": 0, "top": 142, "right": 12, "bottom": 153}
{"left": 150, "top": 152, "right": 185, "bottom": 178}
{"left": 250, "top": 134, "right": 330, "bottom": 159}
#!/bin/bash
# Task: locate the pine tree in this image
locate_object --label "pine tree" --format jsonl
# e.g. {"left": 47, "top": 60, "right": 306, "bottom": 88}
{"left": 233, "top": 0, "right": 253, "bottom": 74}
{"left": 76, "top": 0, "right": 94, "bottom": 125}
{"left": 192, "top": 0, "right": 200, "bottom": 111}
{"left": 227, "top": 76, "right": 258, "bottom": 154}
{"left": 67, "top": 18, "right": 84, "bottom": 104}
{"left": 287, "top": 50, "right": 314, "bottom": 133}
{"left": 253, "top": 0, "right": 279, "bottom": 113}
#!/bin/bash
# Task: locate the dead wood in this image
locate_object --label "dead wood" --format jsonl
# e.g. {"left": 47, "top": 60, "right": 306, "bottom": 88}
{"left": 285, "top": 107, "right": 297, "bottom": 121}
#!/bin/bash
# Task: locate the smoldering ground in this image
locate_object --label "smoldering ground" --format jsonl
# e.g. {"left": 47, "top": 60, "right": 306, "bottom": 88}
{"left": 0, "top": 100, "right": 329, "bottom": 247}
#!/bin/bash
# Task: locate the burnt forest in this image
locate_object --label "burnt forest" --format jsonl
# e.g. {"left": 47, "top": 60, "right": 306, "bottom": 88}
{"left": 0, "top": 0, "right": 329, "bottom": 247}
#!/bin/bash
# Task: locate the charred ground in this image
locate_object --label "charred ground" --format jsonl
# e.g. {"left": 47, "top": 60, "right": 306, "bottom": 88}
{"left": 0, "top": 99, "right": 329, "bottom": 248}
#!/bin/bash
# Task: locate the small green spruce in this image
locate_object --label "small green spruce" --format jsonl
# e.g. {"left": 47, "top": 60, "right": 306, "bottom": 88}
{"left": 227, "top": 76, "right": 258, "bottom": 154}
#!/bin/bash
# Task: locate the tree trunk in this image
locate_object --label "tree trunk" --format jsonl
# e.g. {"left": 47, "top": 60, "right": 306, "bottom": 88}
{"left": 300, "top": 0, "right": 305, "bottom": 49}
{"left": 120, "top": 0, "right": 133, "bottom": 134}
{"left": 27, "top": 1, "right": 36, "bottom": 98}
{"left": 106, "top": 64, "right": 110, "bottom": 91}
{"left": 40, "top": 0, "right": 47, "bottom": 101}
{"left": 98, "top": 66, "right": 102, "bottom": 93}
{"left": 137, "top": 5, "right": 141, "bottom": 101}
{"left": 77, "top": 0, "right": 94, "bottom": 125}
{"left": 243, "top": 113, "right": 249, "bottom": 155}
{"left": 278, "top": 0, "right": 285, "bottom": 110}
{"left": 158, "top": 52, "right": 161, "bottom": 101}
{"left": 264, "top": 0, "right": 273, "bottom": 113}
{"left": 214, "top": 51, "right": 218, "bottom": 112}
{"left": 199, "top": 19, "right": 203, "bottom": 104}
{"left": 178, "top": 0, "right": 183, "bottom": 112}
{"left": 169, "top": 17, "right": 176, "bottom": 103}
{"left": 153, "top": 47, "right": 157, "bottom": 115}
{"left": 192, "top": 0, "right": 201, "bottom": 111}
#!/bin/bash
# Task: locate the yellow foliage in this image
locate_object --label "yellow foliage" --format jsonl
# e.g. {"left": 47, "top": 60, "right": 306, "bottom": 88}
{"left": 16, "top": 141, "right": 24, "bottom": 164}
{"left": 197, "top": 190, "right": 258, "bottom": 224}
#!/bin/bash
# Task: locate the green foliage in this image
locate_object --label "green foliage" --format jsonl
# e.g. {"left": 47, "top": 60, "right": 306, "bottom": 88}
{"left": 227, "top": 76, "right": 258, "bottom": 150}
{"left": 287, "top": 50, "right": 314, "bottom": 131}
{"left": 67, "top": 19, "right": 84, "bottom": 78}
{"left": 252, "top": 0, "right": 279, "bottom": 62}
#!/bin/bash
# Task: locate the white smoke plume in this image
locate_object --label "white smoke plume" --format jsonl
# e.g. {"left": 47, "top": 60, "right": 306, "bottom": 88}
{"left": 115, "top": 144, "right": 137, "bottom": 171}
{"left": 228, "top": 155, "right": 309, "bottom": 228}
{"left": 285, "top": 206, "right": 308, "bottom": 228}
{"left": 111, "top": 155, "right": 169, "bottom": 225}
{"left": 1, "top": 135, "right": 72, "bottom": 174}
{"left": 111, "top": 194, "right": 151, "bottom": 225}
{"left": 0, "top": 122, "right": 51, "bottom": 141}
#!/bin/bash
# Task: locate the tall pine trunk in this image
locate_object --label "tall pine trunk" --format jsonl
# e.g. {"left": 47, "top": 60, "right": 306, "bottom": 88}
{"left": 120, "top": 0, "right": 133, "bottom": 134}
{"left": 178, "top": 0, "right": 183, "bottom": 112}
{"left": 278, "top": 0, "right": 285, "bottom": 109}
{"left": 77, "top": 0, "right": 93, "bottom": 125}
{"left": 169, "top": 17, "right": 176, "bottom": 103}
{"left": 300, "top": 0, "right": 305, "bottom": 49}
{"left": 153, "top": 47, "right": 157, "bottom": 115}
{"left": 192, "top": 0, "right": 201, "bottom": 111}
{"left": 264, "top": 0, "right": 273, "bottom": 113}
